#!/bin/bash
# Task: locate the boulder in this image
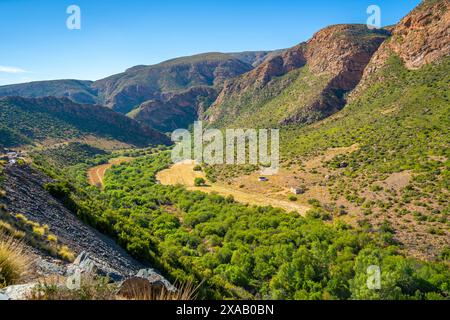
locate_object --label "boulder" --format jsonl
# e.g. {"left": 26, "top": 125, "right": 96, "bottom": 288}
{"left": 0, "top": 283, "right": 38, "bottom": 300}
{"left": 117, "top": 268, "right": 176, "bottom": 299}
{"left": 67, "top": 251, "right": 125, "bottom": 282}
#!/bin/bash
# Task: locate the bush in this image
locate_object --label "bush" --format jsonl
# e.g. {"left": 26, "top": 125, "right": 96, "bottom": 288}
{"left": 194, "top": 178, "right": 206, "bottom": 187}
{"left": 288, "top": 195, "right": 298, "bottom": 202}
{"left": 0, "top": 236, "right": 31, "bottom": 287}
{"left": 58, "top": 245, "right": 75, "bottom": 262}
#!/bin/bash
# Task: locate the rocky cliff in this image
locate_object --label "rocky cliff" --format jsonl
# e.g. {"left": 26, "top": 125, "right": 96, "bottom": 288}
{"left": 92, "top": 53, "right": 253, "bottom": 114}
{"left": 351, "top": 0, "right": 449, "bottom": 99}
{"left": 128, "top": 86, "right": 217, "bottom": 132}
{"left": 206, "top": 25, "right": 389, "bottom": 127}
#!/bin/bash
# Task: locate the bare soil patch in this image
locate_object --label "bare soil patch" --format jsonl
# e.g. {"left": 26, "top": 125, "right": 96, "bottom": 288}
{"left": 88, "top": 157, "right": 134, "bottom": 187}
{"left": 156, "top": 161, "right": 310, "bottom": 215}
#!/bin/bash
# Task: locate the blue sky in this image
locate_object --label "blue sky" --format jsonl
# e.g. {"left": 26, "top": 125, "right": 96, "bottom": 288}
{"left": 0, "top": 0, "right": 421, "bottom": 85}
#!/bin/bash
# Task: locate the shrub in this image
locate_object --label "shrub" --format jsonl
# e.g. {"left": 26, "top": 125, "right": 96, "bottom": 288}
{"left": 0, "top": 236, "right": 31, "bottom": 287}
{"left": 32, "top": 226, "right": 46, "bottom": 237}
{"left": 58, "top": 245, "right": 75, "bottom": 262}
{"left": 194, "top": 178, "right": 206, "bottom": 187}
{"left": 288, "top": 195, "right": 298, "bottom": 202}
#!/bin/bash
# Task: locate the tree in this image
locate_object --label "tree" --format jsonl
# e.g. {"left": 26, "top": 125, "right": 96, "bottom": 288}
{"left": 194, "top": 177, "right": 206, "bottom": 186}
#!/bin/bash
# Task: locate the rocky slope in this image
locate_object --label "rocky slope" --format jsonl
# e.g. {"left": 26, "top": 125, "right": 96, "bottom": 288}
{"left": 205, "top": 25, "right": 389, "bottom": 128}
{"left": 278, "top": 0, "right": 450, "bottom": 259}
{"left": 128, "top": 86, "right": 217, "bottom": 132}
{"left": 0, "top": 96, "right": 170, "bottom": 148}
{"left": 1, "top": 164, "right": 144, "bottom": 276}
{"left": 229, "top": 50, "right": 286, "bottom": 67}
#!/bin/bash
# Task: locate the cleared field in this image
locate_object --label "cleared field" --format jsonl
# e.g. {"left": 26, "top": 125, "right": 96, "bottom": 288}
{"left": 156, "top": 160, "right": 310, "bottom": 215}
{"left": 88, "top": 157, "right": 133, "bottom": 187}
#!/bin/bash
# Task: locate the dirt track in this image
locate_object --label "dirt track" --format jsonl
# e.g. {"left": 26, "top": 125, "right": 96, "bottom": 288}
{"left": 156, "top": 160, "right": 310, "bottom": 215}
{"left": 88, "top": 157, "right": 133, "bottom": 187}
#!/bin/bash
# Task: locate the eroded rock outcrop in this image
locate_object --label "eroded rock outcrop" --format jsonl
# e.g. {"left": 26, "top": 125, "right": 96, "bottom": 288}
{"left": 351, "top": 0, "right": 449, "bottom": 99}
{"left": 207, "top": 25, "right": 389, "bottom": 127}
{"left": 129, "top": 86, "right": 218, "bottom": 132}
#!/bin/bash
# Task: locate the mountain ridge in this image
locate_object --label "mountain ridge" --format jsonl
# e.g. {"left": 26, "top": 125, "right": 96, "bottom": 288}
{"left": 205, "top": 24, "right": 390, "bottom": 127}
{"left": 0, "top": 96, "right": 171, "bottom": 148}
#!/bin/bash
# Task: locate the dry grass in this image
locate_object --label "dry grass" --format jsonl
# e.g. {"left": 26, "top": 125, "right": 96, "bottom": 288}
{"left": 28, "top": 275, "right": 199, "bottom": 301}
{"left": 118, "top": 280, "right": 199, "bottom": 301}
{"left": 0, "top": 235, "right": 31, "bottom": 288}
{"left": 28, "top": 275, "right": 116, "bottom": 300}
{"left": 58, "top": 245, "right": 75, "bottom": 262}
{"left": 157, "top": 160, "right": 310, "bottom": 214}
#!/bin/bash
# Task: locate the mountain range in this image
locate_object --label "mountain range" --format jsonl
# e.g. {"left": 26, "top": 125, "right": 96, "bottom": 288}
{"left": 0, "top": 0, "right": 448, "bottom": 147}
{"left": 0, "top": 0, "right": 449, "bottom": 301}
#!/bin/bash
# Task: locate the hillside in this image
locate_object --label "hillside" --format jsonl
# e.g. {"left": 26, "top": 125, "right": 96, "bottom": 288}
{"left": 0, "top": 96, "right": 171, "bottom": 148}
{"left": 0, "top": 80, "right": 98, "bottom": 105}
{"left": 0, "top": 53, "right": 262, "bottom": 132}
{"left": 205, "top": 25, "right": 389, "bottom": 128}
{"left": 277, "top": 0, "right": 450, "bottom": 259}
{"left": 1, "top": 0, "right": 449, "bottom": 302}
{"left": 201, "top": 0, "right": 449, "bottom": 260}
{"left": 127, "top": 86, "right": 217, "bottom": 132}
{"left": 91, "top": 53, "right": 253, "bottom": 115}
{"left": 229, "top": 50, "right": 286, "bottom": 67}
{"left": 353, "top": 0, "right": 450, "bottom": 95}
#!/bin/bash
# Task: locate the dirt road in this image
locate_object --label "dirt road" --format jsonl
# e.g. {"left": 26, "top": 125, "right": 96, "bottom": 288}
{"left": 88, "top": 157, "right": 133, "bottom": 187}
{"left": 156, "top": 160, "right": 310, "bottom": 215}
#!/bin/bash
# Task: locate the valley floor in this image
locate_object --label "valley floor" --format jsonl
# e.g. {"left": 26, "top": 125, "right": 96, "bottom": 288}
{"left": 156, "top": 160, "right": 310, "bottom": 215}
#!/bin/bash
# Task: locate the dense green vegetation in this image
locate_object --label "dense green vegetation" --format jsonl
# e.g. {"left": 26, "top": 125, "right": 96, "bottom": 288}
{"left": 33, "top": 150, "right": 449, "bottom": 300}
{"left": 32, "top": 143, "right": 109, "bottom": 168}
{"left": 19, "top": 58, "right": 450, "bottom": 299}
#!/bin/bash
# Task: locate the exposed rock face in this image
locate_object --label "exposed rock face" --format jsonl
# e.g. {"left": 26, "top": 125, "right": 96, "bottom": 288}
{"left": 0, "top": 283, "right": 38, "bottom": 300}
{"left": 390, "top": 0, "right": 449, "bottom": 69}
{"left": 305, "top": 25, "right": 388, "bottom": 90}
{"left": 363, "top": 0, "right": 449, "bottom": 74}
{"left": 117, "top": 268, "right": 177, "bottom": 299}
{"left": 207, "top": 25, "right": 389, "bottom": 127}
{"left": 214, "top": 45, "right": 306, "bottom": 105}
{"left": 92, "top": 53, "right": 253, "bottom": 114}
{"left": 353, "top": 0, "right": 449, "bottom": 98}
{"left": 129, "top": 86, "right": 218, "bottom": 132}
{"left": 0, "top": 252, "right": 174, "bottom": 300}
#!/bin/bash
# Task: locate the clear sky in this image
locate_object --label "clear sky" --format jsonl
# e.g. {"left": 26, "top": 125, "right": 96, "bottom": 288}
{"left": 0, "top": 0, "right": 421, "bottom": 85}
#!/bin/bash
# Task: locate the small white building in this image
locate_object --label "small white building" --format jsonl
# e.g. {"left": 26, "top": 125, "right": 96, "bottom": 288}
{"left": 290, "top": 187, "right": 304, "bottom": 195}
